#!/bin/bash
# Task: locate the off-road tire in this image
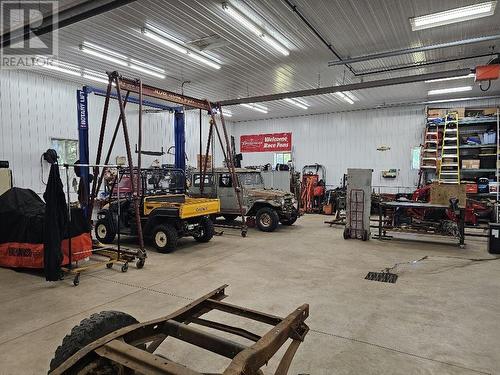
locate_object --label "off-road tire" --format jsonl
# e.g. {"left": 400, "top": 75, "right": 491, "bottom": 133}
{"left": 49, "top": 311, "right": 138, "bottom": 373}
{"left": 194, "top": 218, "right": 215, "bottom": 243}
{"left": 256, "top": 207, "right": 279, "bottom": 232}
{"left": 280, "top": 210, "right": 298, "bottom": 226}
{"left": 152, "top": 224, "right": 178, "bottom": 253}
{"left": 94, "top": 218, "right": 116, "bottom": 244}
{"left": 223, "top": 214, "right": 239, "bottom": 222}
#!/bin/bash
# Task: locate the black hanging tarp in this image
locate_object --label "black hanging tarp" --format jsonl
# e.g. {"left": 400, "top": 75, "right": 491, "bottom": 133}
{"left": 43, "top": 164, "right": 68, "bottom": 281}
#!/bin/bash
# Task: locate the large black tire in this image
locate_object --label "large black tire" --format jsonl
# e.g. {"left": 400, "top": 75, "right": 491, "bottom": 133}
{"left": 49, "top": 311, "right": 138, "bottom": 373}
{"left": 194, "top": 218, "right": 215, "bottom": 243}
{"left": 223, "top": 214, "right": 239, "bottom": 222}
{"left": 280, "top": 210, "right": 298, "bottom": 226}
{"left": 152, "top": 224, "right": 178, "bottom": 253}
{"left": 94, "top": 218, "right": 116, "bottom": 244}
{"left": 256, "top": 207, "right": 279, "bottom": 232}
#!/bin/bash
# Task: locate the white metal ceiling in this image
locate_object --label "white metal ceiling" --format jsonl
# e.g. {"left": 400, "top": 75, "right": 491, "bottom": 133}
{"left": 14, "top": 0, "right": 500, "bottom": 120}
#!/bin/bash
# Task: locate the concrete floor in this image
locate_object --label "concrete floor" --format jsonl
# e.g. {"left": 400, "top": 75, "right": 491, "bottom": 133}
{"left": 0, "top": 214, "right": 499, "bottom": 374}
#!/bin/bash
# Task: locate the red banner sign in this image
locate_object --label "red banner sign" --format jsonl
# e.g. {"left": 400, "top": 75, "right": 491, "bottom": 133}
{"left": 240, "top": 132, "right": 292, "bottom": 153}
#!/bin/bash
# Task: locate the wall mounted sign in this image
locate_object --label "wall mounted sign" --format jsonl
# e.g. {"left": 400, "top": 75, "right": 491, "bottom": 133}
{"left": 240, "top": 132, "right": 292, "bottom": 153}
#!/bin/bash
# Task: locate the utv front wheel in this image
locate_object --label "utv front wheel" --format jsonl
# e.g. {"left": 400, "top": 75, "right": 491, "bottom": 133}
{"left": 256, "top": 207, "right": 279, "bottom": 232}
{"left": 94, "top": 218, "right": 116, "bottom": 244}
{"left": 194, "top": 218, "right": 215, "bottom": 243}
{"left": 49, "top": 311, "right": 139, "bottom": 373}
{"left": 152, "top": 224, "right": 178, "bottom": 253}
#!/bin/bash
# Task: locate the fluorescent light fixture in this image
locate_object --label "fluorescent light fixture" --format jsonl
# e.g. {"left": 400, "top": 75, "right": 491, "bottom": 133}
{"left": 142, "top": 27, "right": 189, "bottom": 54}
{"left": 284, "top": 98, "right": 308, "bottom": 110}
{"left": 187, "top": 51, "right": 221, "bottom": 70}
{"left": 37, "top": 57, "right": 116, "bottom": 85}
{"left": 410, "top": 1, "right": 497, "bottom": 31}
{"left": 141, "top": 25, "right": 221, "bottom": 69}
{"left": 425, "top": 73, "right": 475, "bottom": 83}
{"left": 45, "top": 64, "right": 81, "bottom": 76}
{"left": 333, "top": 91, "right": 355, "bottom": 105}
{"left": 240, "top": 103, "right": 268, "bottom": 114}
{"left": 80, "top": 42, "right": 127, "bottom": 66}
{"left": 80, "top": 42, "right": 166, "bottom": 78}
{"left": 428, "top": 86, "right": 473, "bottom": 95}
{"left": 222, "top": 2, "right": 289, "bottom": 56}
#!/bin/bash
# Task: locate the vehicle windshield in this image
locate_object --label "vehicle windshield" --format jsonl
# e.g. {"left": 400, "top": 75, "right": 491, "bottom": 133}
{"left": 238, "top": 172, "right": 264, "bottom": 187}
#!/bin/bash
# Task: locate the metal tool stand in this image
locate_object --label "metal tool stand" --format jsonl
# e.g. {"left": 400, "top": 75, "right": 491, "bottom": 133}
{"left": 60, "top": 163, "right": 144, "bottom": 286}
{"left": 374, "top": 201, "right": 465, "bottom": 247}
{"left": 50, "top": 285, "right": 309, "bottom": 375}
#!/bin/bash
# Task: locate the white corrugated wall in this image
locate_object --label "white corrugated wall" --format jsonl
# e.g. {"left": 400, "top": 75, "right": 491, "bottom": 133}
{"left": 0, "top": 70, "right": 226, "bottom": 196}
{"left": 231, "top": 98, "right": 500, "bottom": 193}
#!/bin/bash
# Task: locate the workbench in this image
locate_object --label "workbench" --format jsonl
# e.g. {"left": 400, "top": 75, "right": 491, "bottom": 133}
{"left": 374, "top": 201, "right": 465, "bottom": 247}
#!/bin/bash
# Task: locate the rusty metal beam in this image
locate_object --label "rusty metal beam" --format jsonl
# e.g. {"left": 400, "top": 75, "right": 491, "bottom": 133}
{"left": 223, "top": 304, "right": 309, "bottom": 375}
{"left": 118, "top": 76, "right": 214, "bottom": 110}
{"left": 205, "top": 299, "right": 283, "bottom": 326}
{"left": 95, "top": 339, "right": 201, "bottom": 375}
{"left": 163, "top": 320, "right": 247, "bottom": 359}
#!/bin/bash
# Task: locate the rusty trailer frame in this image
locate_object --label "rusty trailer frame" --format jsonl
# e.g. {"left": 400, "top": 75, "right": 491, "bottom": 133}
{"left": 49, "top": 285, "right": 309, "bottom": 375}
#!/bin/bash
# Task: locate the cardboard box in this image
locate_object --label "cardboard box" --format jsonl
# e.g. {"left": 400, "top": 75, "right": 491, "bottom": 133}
{"left": 484, "top": 108, "right": 499, "bottom": 116}
{"left": 462, "top": 159, "right": 480, "bottom": 169}
{"left": 197, "top": 154, "right": 213, "bottom": 170}
{"left": 430, "top": 182, "right": 466, "bottom": 208}
{"left": 428, "top": 109, "right": 445, "bottom": 119}
{"left": 428, "top": 108, "right": 465, "bottom": 119}
{"left": 489, "top": 182, "right": 499, "bottom": 193}
{"left": 466, "top": 183, "right": 478, "bottom": 194}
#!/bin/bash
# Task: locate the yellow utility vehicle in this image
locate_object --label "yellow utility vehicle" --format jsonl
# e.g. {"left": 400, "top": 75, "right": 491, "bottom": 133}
{"left": 95, "top": 168, "right": 220, "bottom": 253}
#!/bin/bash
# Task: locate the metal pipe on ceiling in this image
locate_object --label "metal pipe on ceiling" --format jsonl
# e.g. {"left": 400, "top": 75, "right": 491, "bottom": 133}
{"left": 283, "top": 0, "right": 356, "bottom": 76}
{"left": 219, "top": 68, "right": 472, "bottom": 106}
{"left": 1, "top": 0, "right": 137, "bottom": 48}
{"left": 328, "top": 34, "right": 500, "bottom": 66}
{"left": 355, "top": 53, "right": 497, "bottom": 76}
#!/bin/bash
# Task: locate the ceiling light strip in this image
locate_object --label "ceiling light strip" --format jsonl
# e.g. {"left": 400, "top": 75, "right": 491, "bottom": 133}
{"left": 222, "top": 2, "right": 289, "bottom": 56}
{"left": 80, "top": 42, "right": 166, "bottom": 78}
{"left": 428, "top": 86, "right": 473, "bottom": 95}
{"left": 283, "top": 98, "right": 308, "bottom": 110}
{"left": 240, "top": 103, "right": 268, "bottom": 113}
{"left": 410, "top": 1, "right": 497, "bottom": 31}
{"left": 141, "top": 26, "right": 221, "bottom": 70}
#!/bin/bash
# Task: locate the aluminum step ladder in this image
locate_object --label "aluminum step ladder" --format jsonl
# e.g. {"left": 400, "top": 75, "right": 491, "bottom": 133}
{"left": 438, "top": 112, "right": 460, "bottom": 184}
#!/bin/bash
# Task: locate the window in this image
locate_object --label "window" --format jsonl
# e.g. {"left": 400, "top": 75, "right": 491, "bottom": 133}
{"left": 274, "top": 152, "right": 291, "bottom": 166}
{"left": 238, "top": 172, "right": 263, "bottom": 186}
{"left": 411, "top": 146, "right": 421, "bottom": 170}
{"left": 219, "top": 173, "right": 233, "bottom": 188}
{"left": 193, "top": 174, "right": 214, "bottom": 187}
{"left": 51, "top": 138, "right": 78, "bottom": 165}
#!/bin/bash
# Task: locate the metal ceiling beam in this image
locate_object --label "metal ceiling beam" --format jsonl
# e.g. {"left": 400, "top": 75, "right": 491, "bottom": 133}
{"left": 1, "top": 0, "right": 137, "bottom": 48}
{"left": 118, "top": 76, "right": 214, "bottom": 110}
{"left": 328, "top": 34, "right": 500, "bottom": 66}
{"left": 219, "top": 68, "right": 472, "bottom": 106}
{"left": 355, "top": 53, "right": 497, "bottom": 76}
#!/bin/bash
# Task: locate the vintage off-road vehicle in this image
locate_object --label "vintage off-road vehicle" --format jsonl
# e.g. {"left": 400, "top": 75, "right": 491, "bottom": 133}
{"left": 95, "top": 168, "right": 220, "bottom": 253}
{"left": 189, "top": 168, "right": 299, "bottom": 232}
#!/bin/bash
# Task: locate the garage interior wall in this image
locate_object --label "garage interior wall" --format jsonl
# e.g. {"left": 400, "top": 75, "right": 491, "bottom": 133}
{"left": 231, "top": 98, "right": 500, "bottom": 193}
{"left": 0, "top": 70, "right": 226, "bottom": 196}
